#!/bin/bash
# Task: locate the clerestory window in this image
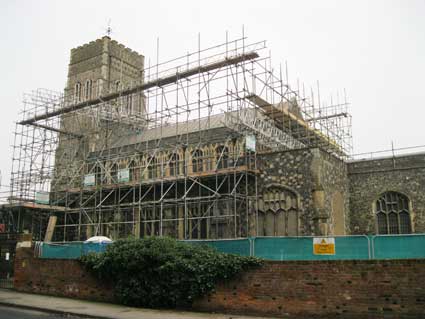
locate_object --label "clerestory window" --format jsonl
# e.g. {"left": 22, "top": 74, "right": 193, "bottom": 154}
{"left": 216, "top": 146, "right": 229, "bottom": 169}
{"left": 192, "top": 150, "right": 203, "bottom": 173}
{"left": 169, "top": 153, "right": 180, "bottom": 176}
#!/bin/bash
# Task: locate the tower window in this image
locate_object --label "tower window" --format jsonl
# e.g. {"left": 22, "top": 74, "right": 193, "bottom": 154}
{"left": 126, "top": 95, "right": 133, "bottom": 114}
{"left": 85, "top": 80, "right": 92, "bottom": 100}
{"left": 75, "top": 82, "right": 81, "bottom": 102}
{"left": 95, "top": 80, "right": 101, "bottom": 97}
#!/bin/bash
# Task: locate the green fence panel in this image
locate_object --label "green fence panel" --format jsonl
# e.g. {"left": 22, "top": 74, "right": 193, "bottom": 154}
{"left": 41, "top": 242, "right": 111, "bottom": 259}
{"left": 38, "top": 235, "right": 425, "bottom": 260}
{"left": 184, "top": 238, "right": 251, "bottom": 256}
{"left": 372, "top": 234, "right": 425, "bottom": 259}
{"left": 253, "top": 236, "right": 370, "bottom": 260}
{"left": 253, "top": 237, "right": 308, "bottom": 260}
{"left": 41, "top": 242, "right": 83, "bottom": 259}
{"left": 82, "top": 242, "right": 111, "bottom": 255}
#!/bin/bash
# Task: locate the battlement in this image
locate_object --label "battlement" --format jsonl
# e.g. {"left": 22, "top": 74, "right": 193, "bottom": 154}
{"left": 70, "top": 38, "right": 104, "bottom": 65}
{"left": 70, "top": 36, "right": 144, "bottom": 69}
{"left": 71, "top": 37, "right": 104, "bottom": 53}
{"left": 109, "top": 38, "right": 144, "bottom": 59}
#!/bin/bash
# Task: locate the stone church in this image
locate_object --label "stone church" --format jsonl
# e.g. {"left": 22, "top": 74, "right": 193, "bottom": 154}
{"left": 2, "top": 35, "right": 424, "bottom": 242}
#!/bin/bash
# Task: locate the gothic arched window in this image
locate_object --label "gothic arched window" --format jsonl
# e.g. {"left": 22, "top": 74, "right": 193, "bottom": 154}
{"left": 129, "top": 160, "right": 137, "bottom": 182}
{"left": 189, "top": 204, "right": 208, "bottom": 239}
{"left": 204, "top": 149, "right": 213, "bottom": 171}
{"left": 169, "top": 153, "right": 180, "bottom": 176}
{"left": 257, "top": 210, "right": 266, "bottom": 236}
{"left": 95, "top": 164, "right": 104, "bottom": 185}
{"left": 115, "top": 81, "right": 121, "bottom": 92}
{"left": 110, "top": 163, "right": 118, "bottom": 184}
{"left": 216, "top": 146, "right": 228, "bottom": 169}
{"left": 260, "top": 186, "right": 299, "bottom": 236}
{"left": 85, "top": 80, "right": 92, "bottom": 100}
{"left": 375, "top": 192, "right": 411, "bottom": 234}
{"left": 75, "top": 82, "right": 82, "bottom": 102}
{"left": 265, "top": 209, "right": 275, "bottom": 236}
{"left": 95, "top": 80, "right": 101, "bottom": 97}
{"left": 147, "top": 157, "right": 156, "bottom": 179}
{"left": 126, "top": 94, "right": 133, "bottom": 114}
{"left": 192, "top": 150, "right": 203, "bottom": 173}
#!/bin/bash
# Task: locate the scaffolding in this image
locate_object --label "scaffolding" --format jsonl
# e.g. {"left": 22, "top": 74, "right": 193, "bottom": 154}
{"left": 3, "top": 32, "right": 352, "bottom": 241}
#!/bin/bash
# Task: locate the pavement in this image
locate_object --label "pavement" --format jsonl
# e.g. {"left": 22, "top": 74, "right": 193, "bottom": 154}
{"left": 0, "top": 304, "right": 87, "bottom": 318}
{"left": 0, "top": 289, "right": 274, "bottom": 319}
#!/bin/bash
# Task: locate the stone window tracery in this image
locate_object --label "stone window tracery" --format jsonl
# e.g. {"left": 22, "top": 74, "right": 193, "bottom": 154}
{"left": 115, "top": 80, "right": 121, "bottom": 92}
{"left": 192, "top": 150, "right": 203, "bottom": 173}
{"left": 147, "top": 156, "right": 156, "bottom": 179}
{"left": 258, "top": 186, "right": 299, "bottom": 236}
{"left": 376, "top": 191, "right": 411, "bottom": 234}
{"left": 85, "top": 80, "right": 92, "bottom": 100}
{"left": 95, "top": 164, "right": 104, "bottom": 185}
{"left": 216, "top": 146, "right": 229, "bottom": 169}
{"left": 75, "top": 82, "right": 82, "bottom": 102}
{"left": 129, "top": 160, "right": 137, "bottom": 181}
{"left": 189, "top": 204, "right": 208, "bottom": 239}
{"left": 125, "top": 94, "right": 133, "bottom": 114}
{"left": 110, "top": 163, "right": 118, "bottom": 183}
{"left": 169, "top": 153, "right": 180, "bottom": 176}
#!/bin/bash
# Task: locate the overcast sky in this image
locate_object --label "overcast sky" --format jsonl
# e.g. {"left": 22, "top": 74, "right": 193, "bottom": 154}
{"left": 0, "top": 0, "right": 424, "bottom": 185}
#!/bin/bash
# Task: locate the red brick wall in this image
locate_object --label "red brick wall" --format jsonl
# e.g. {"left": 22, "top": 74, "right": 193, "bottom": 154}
{"left": 14, "top": 248, "right": 425, "bottom": 318}
{"left": 194, "top": 260, "right": 425, "bottom": 318}
{"left": 14, "top": 248, "right": 114, "bottom": 302}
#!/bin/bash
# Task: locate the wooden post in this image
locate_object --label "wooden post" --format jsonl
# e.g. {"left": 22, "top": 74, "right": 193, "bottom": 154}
{"left": 44, "top": 216, "right": 57, "bottom": 242}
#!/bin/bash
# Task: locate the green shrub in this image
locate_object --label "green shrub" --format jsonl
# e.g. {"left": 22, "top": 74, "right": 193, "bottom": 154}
{"left": 80, "top": 237, "right": 262, "bottom": 308}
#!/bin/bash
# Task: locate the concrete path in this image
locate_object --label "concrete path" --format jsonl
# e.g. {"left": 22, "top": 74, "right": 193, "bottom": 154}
{"left": 0, "top": 305, "right": 88, "bottom": 318}
{"left": 0, "top": 289, "right": 274, "bottom": 319}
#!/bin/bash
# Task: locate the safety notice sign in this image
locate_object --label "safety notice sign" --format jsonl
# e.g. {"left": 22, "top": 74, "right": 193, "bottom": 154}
{"left": 313, "top": 237, "right": 335, "bottom": 255}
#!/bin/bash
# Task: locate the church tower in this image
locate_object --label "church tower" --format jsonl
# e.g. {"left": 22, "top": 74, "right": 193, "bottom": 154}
{"left": 65, "top": 35, "right": 145, "bottom": 110}
{"left": 53, "top": 37, "right": 146, "bottom": 193}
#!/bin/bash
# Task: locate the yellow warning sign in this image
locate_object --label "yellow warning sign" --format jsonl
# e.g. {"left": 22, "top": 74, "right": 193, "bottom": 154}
{"left": 313, "top": 237, "right": 335, "bottom": 255}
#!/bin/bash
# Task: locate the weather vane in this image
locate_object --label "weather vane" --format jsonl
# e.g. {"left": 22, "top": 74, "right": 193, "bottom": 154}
{"left": 105, "top": 19, "right": 113, "bottom": 37}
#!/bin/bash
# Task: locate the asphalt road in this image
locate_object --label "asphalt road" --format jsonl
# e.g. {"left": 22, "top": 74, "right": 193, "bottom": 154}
{"left": 0, "top": 305, "right": 91, "bottom": 319}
